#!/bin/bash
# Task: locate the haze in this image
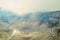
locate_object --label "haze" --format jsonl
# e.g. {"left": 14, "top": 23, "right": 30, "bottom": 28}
{"left": 0, "top": 0, "right": 60, "bottom": 15}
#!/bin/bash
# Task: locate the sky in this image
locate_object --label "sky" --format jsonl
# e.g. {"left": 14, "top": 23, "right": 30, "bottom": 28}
{"left": 0, "top": 0, "right": 60, "bottom": 15}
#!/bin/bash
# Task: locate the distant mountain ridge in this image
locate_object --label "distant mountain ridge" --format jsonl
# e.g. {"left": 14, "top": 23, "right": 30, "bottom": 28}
{"left": 0, "top": 9, "right": 60, "bottom": 32}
